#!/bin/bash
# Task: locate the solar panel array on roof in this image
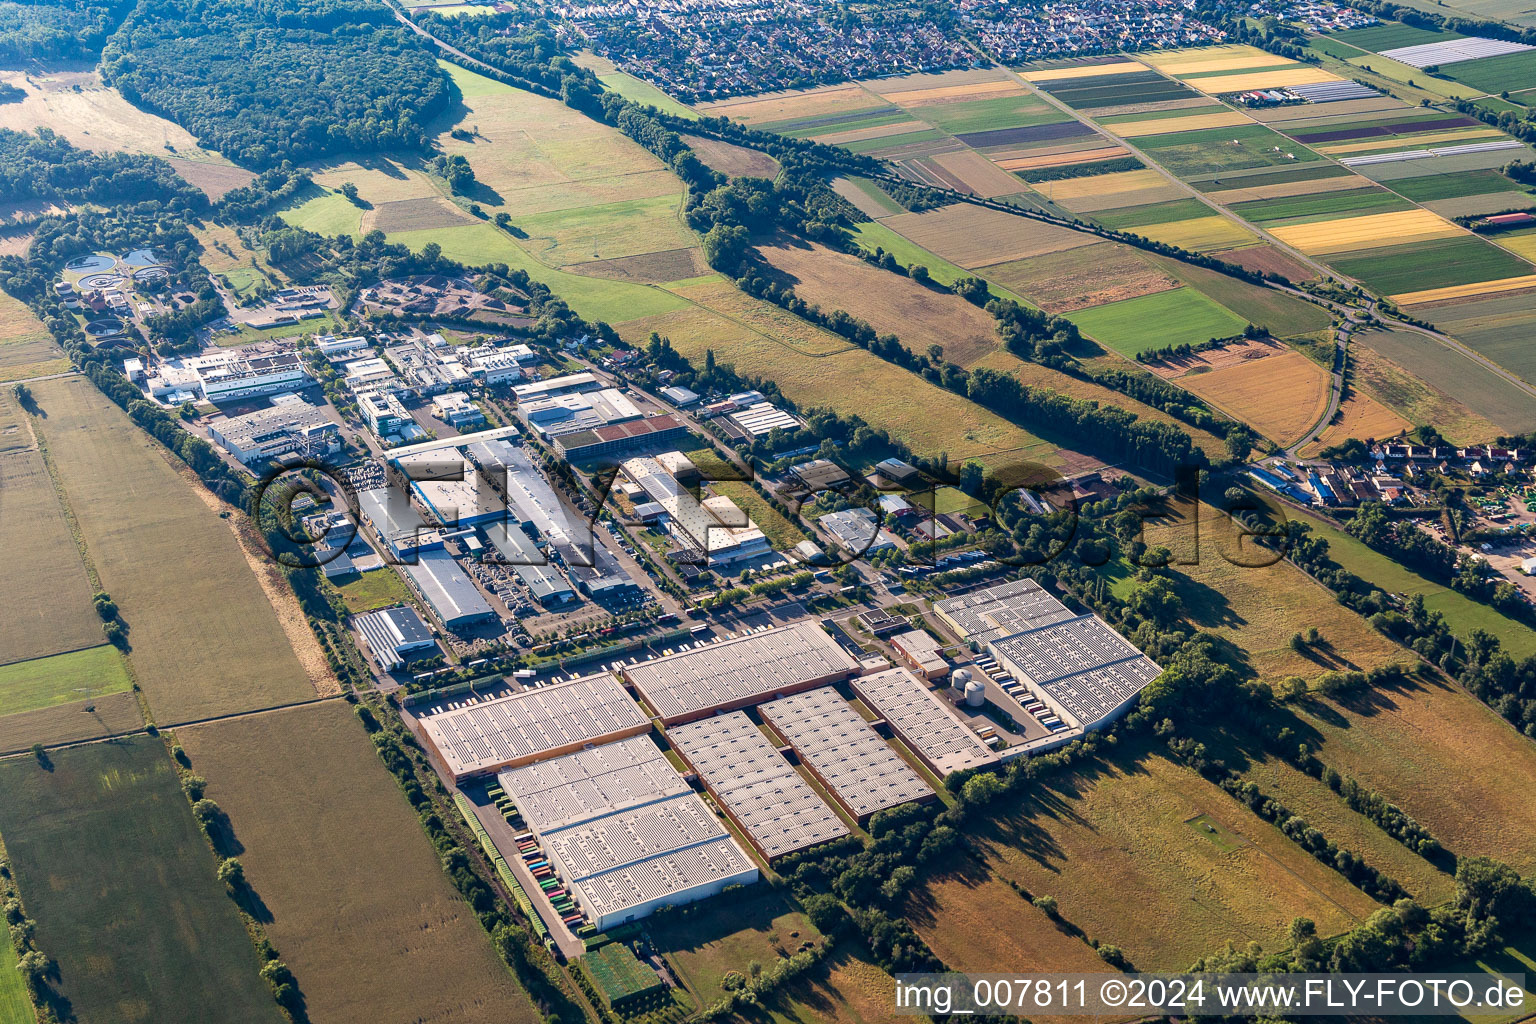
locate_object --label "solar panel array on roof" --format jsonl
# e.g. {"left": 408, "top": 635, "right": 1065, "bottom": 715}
{"left": 543, "top": 795, "right": 726, "bottom": 880}
{"left": 625, "top": 621, "right": 859, "bottom": 723}
{"left": 577, "top": 836, "right": 756, "bottom": 922}
{"left": 934, "top": 578, "right": 1074, "bottom": 643}
{"left": 498, "top": 735, "right": 689, "bottom": 834}
{"left": 851, "top": 668, "right": 997, "bottom": 777}
{"left": 760, "top": 687, "right": 933, "bottom": 821}
{"left": 990, "top": 615, "right": 1162, "bottom": 729}
{"left": 419, "top": 672, "right": 649, "bottom": 779}
{"left": 669, "top": 712, "right": 849, "bottom": 859}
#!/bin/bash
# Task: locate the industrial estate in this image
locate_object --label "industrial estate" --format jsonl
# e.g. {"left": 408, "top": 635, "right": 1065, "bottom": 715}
{"left": 3, "top": 0, "right": 1536, "bottom": 1021}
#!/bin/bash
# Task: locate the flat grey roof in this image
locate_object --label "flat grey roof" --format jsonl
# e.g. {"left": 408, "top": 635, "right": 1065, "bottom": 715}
{"left": 934, "top": 578, "right": 1076, "bottom": 643}
{"left": 760, "top": 686, "right": 932, "bottom": 820}
{"left": 498, "top": 735, "right": 689, "bottom": 834}
{"left": 625, "top": 621, "right": 859, "bottom": 723}
{"left": 576, "top": 834, "right": 757, "bottom": 923}
{"left": 669, "top": 712, "right": 849, "bottom": 859}
{"left": 852, "top": 667, "right": 997, "bottom": 777}
{"left": 989, "top": 615, "right": 1162, "bottom": 729}
{"left": 419, "top": 672, "right": 648, "bottom": 778}
{"left": 401, "top": 548, "right": 495, "bottom": 627}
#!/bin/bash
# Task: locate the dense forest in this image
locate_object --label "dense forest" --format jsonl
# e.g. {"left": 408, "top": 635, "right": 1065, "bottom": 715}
{"left": 101, "top": 0, "right": 453, "bottom": 167}
{"left": 0, "top": 1, "right": 135, "bottom": 62}
{"left": 0, "top": 128, "right": 207, "bottom": 210}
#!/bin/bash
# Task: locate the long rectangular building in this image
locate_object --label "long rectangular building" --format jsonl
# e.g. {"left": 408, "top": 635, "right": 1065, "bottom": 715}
{"left": 851, "top": 667, "right": 997, "bottom": 779}
{"left": 668, "top": 712, "right": 849, "bottom": 861}
{"left": 624, "top": 621, "right": 859, "bottom": 724}
{"left": 401, "top": 548, "right": 496, "bottom": 630}
{"left": 934, "top": 578, "right": 1076, "bottom": 645}
{"left": 499, "top": 737, "right": 757, "bottom": 931}
{"left": 989, "top": 615, "right": 1162, "bottom": 731}
{"left": 418, "top": 672, "right": 650, "bottom": 780}
{"left": 760, "top": 687, "right": 933, "bottom": 822}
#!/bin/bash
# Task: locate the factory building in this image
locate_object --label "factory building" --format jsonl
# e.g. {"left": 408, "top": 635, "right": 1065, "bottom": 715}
{"left": 818, "top": 507, "right": 897, "bottom": 555}
{"left": 483, "top": 522, "right": 577, "bottom": 606}
{"left": 513, "top": 372, "right": 601, "bottom": 403}
{"left": 888, "top": 629, "right": 950, "bottom": 680}
{"left": 520, "top": 388, "right": 641, "bottom": 441}
{"left": 432, "top": 392, "right": 485, "bottom": 429}
{"left": 207, "top": 401, "right": 340, "bottom": 466}
{"left": 499, "top": 737, "right": 758, "bottom": 931}
{"left": 668, "top": 712, "right": 849, "bottom": 861}
{"left": 851, "top": 667, "right": 997, "bottom": 778}
{"left": 418, "top": 672, "right": 650, "bottom": 781}
{"left": 354, "top": 605, "right": 437, "bottom": 670}
{"left": 624, "top": 620, "right": 860, "bottom": 724}
{"left": 358, "top": 486, "right": 436, "bottom": 558}
{"left": 146, "top": 350, "right": 311, "bottom": 404}
{"left": 760, "top": 687, "right": 934, "bottom": 822}
{"left": 401, "top": 548, "right": 497, "bottom": 630}
{"left": 359, "top": 390, "right": 412, "bottom": 439}
{"left": 554, "top": 414, "right": 689, "bottom": 460}
{"left": 622, "top": 455, "right": 769, "bottom": 566}
{"left": 934, "top": 578, "right": 1077, "bottom": 646}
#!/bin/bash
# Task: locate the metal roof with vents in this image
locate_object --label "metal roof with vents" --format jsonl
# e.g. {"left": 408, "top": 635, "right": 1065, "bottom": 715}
{"left": 624, "top": 621, "right": 859, "bottom": 723}
{"left": 418, "top": 672, "right": 649, "bottom": 779}
{"left": 760, "top": 687, "right": 933, "bottom": 822}
{"left": 498, "top": 735, "right": 689, "bottom": 834}
{"left": 934, "top": 577, "right": 1076, "bottom": 644}
{"left": 989, "top": 615, "right": 1161, "bottom": 729}
{"left": 669, "top": 712, "right": 849, "bottom": 860}
{"left": 852, "top": 667, "right": 997, "bottom": 778}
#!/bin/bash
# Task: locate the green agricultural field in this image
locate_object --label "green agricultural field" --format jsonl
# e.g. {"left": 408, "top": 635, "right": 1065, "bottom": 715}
{"left": 1355, "top": 328, "right": 1536, "bottom": 433}
{"left": 1442, "top": 49, "right": 1536, "bottom": 93}
{"left": 1190, "top": 162, "right": 1354, "bottom": 191}
{"left": 910, "top": 94, "right": 1064, "bottom": 134}
{"left": 841, "top": 127, "right": 948, "bottom": 153}
{"left": 596, "top": 71, "right": 697, "bottom": 119}
{"left": 1147, "top": 255, "right": 1333, "bottom": 336}
{"left": 769, "top": 110, "right": 914, "bottom": 138}
{"left": 1091, "top": 197, "right": 1214, "bottom": 229}
{"left": 0, "top": 737, "right": 284, "bottom": 1024}
{"left": 390, "top": 222, "right": 689, "bottom": 323}
{"left": 1428, "top": 291, "right": 1536, "bottom": 382}
{"left": 1286, "top": 506, "right": 1536, "bottom": 659}
{"left": 1068, "top": 286, "right": 1249, "bottom": 357}
{"left": 278, "top": 187, "right": 363, "bottom": 238}
{"left": 1229, "top": 188, "right": 1414, "bottom": 224}
{"left": 1098, "top": 104, "right": 1230, "bottom": 124}
{"left": 1329, "top": 235, "right": 1532, "bottom": 294}
{"left": 29, "top": 377, "right": 322, "bottom": 723}
{"left": 835, "top": 175, "right": 905, "bottom": 218}
{"left": 515, "top": 194, "right": 697, "bottom": 267}
{"left": 846, "top": 219, "right": 999, "bottom": 291}
{"left": 0, "top": 934, "right": 30, "bottom": 1024}
{"left": 1310, "top": 36, "right": 1369, "bottom": 61}
{"left": 1386, "top": 167, "right": 1524, "bottom": 201}
{"left": 178, "top": 703, "right": 542, "bottom": 1024}
{"left": 1330, "top": 22, "right": 1462, "bottom": 51}
{"left": 1137, "top": 124, "right": 1321, "bottom": 175}
{"left": 0, "top": 645, "right": 132, "bottom": 716}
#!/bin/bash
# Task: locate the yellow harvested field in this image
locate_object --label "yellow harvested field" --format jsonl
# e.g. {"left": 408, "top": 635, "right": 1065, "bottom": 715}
{"left": 1142, "top": 44, "right": 1280, "bottom": 71}
{"left": 882, "top": 80, "right": 1026, "bottom": 106}
{"left": 931, "top": 148, "right": 1032, "bottom": 198}
{"left": 1192, "top": 67, "right": 1341, "bottom": 93}
{"left": 994, "top": 145, "right": 1128, "bottom": 171}
{"left": 698, "top": 84, "right": 884, "bottom": 125}
{"left": 1393, "top": 273, "right": 1536, "bottom": 305}
{"left": 1316, "top": 128, "right": 1503, "bottom": 154}
{"left": 306, "top": 157, "right": 441, "bottom": 204}
{"left": 1179, "top": 348, "right": 1331, "bottom": 446}
{"left": 0, "top": 68, "right": 226, "bottom": 164}
{"left": 1269, "top": 209, "right": 1462, "bottom": 255}
{"left": 813, "top": 119, "right": 925, "bottom": 145}
{"left": 1206, "top": 173, "right": 1376, "bottom": 204}
{"left": 1302, "top": 390, "right": 1411, "bottom": 456}
{"left": 1057, "top": 183, "right": 1190, "bottom": 213}
{"left": 1019, "top": 61, "right": 1145, "bottom": 81}
{"left": 1110, "top": 111, "right": 1253, "bottom": 137}
{"left": 1026, "top": 168, "right": 1163, "bottom": 199}
{"left": 1496, "top": 231, "right": 1536, "bottom": 261}
{"left": 881, "top": 203, "right": 1100, "bottom": 267}
{"left": 1134, "top": 215, "right": 1260, "bottom": 252}
{"left": 863, "top": 67, "right": 1015, "bottom": 95}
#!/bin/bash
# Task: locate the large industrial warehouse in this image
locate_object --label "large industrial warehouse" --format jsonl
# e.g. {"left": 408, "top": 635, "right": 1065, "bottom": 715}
{"left": 990, "top": 616, "right": 1162, "bottom": 731}
{"left": 934, "top": 578, "right": 1077, "bottom": 645}
{"left": 667, "top": 712, "right": 850, "bottom": 861}
{"left": 418, "top": 673, "right": 650, "bottom": 780}
{"left": 851, "top": 667, "right": 998, "bottom": 778}
{"left": 499, "top": 737, "right": 759, "bottom": 931}
{"left": 624, "top": 621, "right": 859, "bottom": 724}
{"left": 760, "top": 687, "right": 933, "bottom": 822}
